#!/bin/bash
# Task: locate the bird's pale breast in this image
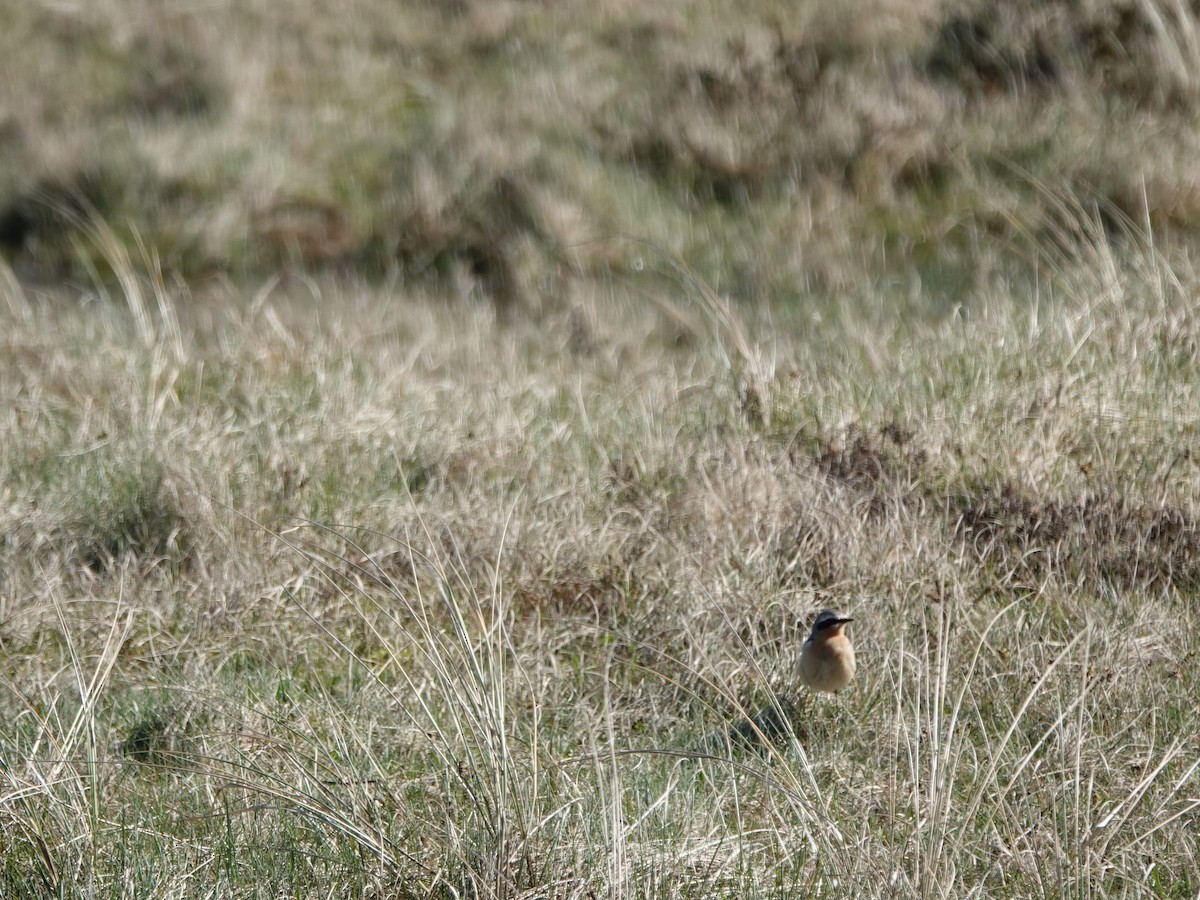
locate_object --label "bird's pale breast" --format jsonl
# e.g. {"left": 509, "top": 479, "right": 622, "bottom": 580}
{"left": 799, "top": 633, "right": 856, "bottom": 692}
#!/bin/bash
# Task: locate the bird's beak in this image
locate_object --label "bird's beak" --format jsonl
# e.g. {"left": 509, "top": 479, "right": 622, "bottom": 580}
{"left": 837, "top": 616, "right": 854, "bottom": 625}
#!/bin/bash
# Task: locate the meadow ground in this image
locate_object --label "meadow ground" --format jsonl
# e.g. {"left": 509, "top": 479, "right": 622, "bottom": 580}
{"left": 2, "top": 231, "right": 1199, "bottom": 897}
{"left": 3, "top": 0, "right": 1200, "bottom": 896}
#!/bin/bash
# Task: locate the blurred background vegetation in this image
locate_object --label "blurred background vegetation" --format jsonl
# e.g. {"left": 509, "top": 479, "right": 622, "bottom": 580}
{"left": 4, "top": 0, "right": 1200, "bottom": 314}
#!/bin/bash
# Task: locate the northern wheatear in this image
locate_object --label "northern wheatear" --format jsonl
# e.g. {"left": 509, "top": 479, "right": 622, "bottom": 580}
{"left": 702, "top": 608, "right": 857, "bottom": 752}
{"left": 798, "top": 609, "right": 856, "bottom": 693}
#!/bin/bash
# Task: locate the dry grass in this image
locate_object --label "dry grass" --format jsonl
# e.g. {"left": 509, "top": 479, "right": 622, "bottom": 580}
{"left": 2, "top": 0, "right": 1200, "bottom": 895}
{"left": 2, "top": 212, "right": 1199, "bottom": 896}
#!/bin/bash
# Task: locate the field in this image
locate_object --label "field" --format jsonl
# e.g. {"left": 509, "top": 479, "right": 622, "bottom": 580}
{"left": 2, "top": 0, "right": 1200, "bottom": 897}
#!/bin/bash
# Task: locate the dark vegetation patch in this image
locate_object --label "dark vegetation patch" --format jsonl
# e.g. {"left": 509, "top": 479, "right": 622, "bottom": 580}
{"left": 116, "top": 36, "right": 226, "bottom": 121}
{"left": 120, "top": 705, "right": 191, "bottom": 769}
{"left": 953, "top": 484, "right": 1200, "bottom": 592}
{"left": 392, "top": 167, "right": 577, "bottom": 315}
{"left": 0, "top": 163, "right": 225, "bottom": 280}
{"left": 926, "top": 0, "right": 1200, "bottom": 110}
{"left": 0, "top": 169, "right": 121, "bottom": 259}
{"left": 507, "top": 548, "right": 642, "bottom": 621}
{"left": 792, "top": 420, "right": 1200, "bottom": 594}
{"left": 926, "top": 6, "right": 1060, "bottom": 96}
{"left": 810, "top": 421, "right": 926, "bottom": 494}
{"left": 1073, "top": 1, "right": 1200, "bottom": 109}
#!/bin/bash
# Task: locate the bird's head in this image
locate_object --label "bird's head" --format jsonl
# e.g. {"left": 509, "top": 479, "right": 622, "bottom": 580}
{"left": 808, "top": 608, "right": 853, "bottom": 640}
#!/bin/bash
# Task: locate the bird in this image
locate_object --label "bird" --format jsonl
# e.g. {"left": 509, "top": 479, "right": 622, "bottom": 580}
{"left": 701, "top": 608, "right": 856, "bottom": 754}
{"left": 798, "top": 609, "right": 856, "bottom": 693}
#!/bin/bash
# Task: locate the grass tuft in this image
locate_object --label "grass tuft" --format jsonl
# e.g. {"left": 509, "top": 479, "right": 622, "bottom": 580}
{"left": 56, "top": 452, "right": 191, "bottom": 572}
